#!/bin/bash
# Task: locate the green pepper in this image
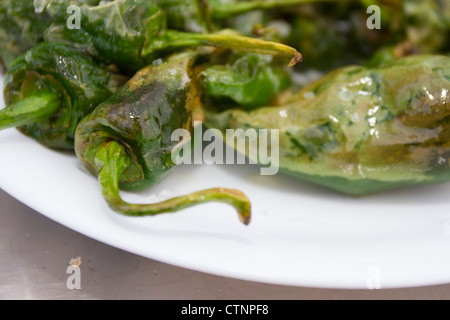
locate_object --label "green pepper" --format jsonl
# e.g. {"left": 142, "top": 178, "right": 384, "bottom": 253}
{"left": 75, "top": 51, "right": 251, "bottom": 224}
{"left": 0, "top": 0, "right": 100, "bottom": 69}
{"left": 0, "top": 42, "right": 126, "bottom": 149}
{"left": 39, "top": 0, "right": 302, "bottom": 72}
{"left": 200, "top": 52, "right": 292, "bottom": 109}
{"left": 205, "top": 54, "right": 450, "bottom": 196}
{"left": 283, "top": 0, "right": 404, "bottom": 71}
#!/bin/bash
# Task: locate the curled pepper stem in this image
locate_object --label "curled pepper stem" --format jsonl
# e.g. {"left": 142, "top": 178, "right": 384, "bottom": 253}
{"left": 0, "top": 91, "right": 60, "bottom": 130}
{"left": 146, "top": 30, "right": 302, "bottom": 67}
{"left": 95, "top": 141, "right": 252, "bottom": 225}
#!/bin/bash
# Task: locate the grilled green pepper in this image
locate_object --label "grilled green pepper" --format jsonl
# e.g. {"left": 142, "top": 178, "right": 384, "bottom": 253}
{"left": 40, "top": 0, "right": 301, "bottom": 72}
{"left": 200, "top": 52, "right": 292, "bottom": 109}
{"left": 205, "top": 54, "right": 450, "bottom": 196}
{"left": 0, "top": 42, "right": 126, "bottom": 149}
{"left": 0, "top": 0, "right": 100, "bottom": 69}
{"left": 75, "top": 51, "right": 251, "bottom": 224}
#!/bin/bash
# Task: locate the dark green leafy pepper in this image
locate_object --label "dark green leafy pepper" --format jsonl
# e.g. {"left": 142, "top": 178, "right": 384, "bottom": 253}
{"left": 0, "top": 0, "right": 100, "bottom": 69}
{"left": 0, "top": 42, "right": 126, "bottom": 149}
{"left": 205, "top": 54, "right": 450, "bottom": 196}
{"left": 40, "top": 0, "right": 302, "bottom": 72}
{"left": 75, "top": 51, "right": 251, "bottom": 224}
{"left": 225, "top": 0, "right": 447, "bottom": 71}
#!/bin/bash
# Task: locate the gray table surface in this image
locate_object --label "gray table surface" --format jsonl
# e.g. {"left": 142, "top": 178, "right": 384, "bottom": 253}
{"left": 1, "top": 189, "right": 450, "bottom": 300}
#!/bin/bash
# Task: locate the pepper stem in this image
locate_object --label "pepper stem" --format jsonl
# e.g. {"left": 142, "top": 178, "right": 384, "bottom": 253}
{"left": 212, "top": 0, "right": 347, "bottom": 19}
{"left": 145, "top": 30, "right": 302, "bottom": 67}
{"left": 95, "top": 141, "right": 252, "bottom": 225}
{"left": 0, "top": 91, "right": 60, "bottom": 130}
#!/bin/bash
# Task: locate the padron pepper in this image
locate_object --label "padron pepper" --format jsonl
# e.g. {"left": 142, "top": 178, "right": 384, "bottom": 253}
{"left": 200, "top": 51, "right": 292, "bottom": 109}
{"left": 0, "top": 0, "right": 100, "bottom": 69}
{"left": 75, "top": 51, "right": 251, "bottom": 224}
{"left": 38, "top": 0, "right": 302, "bottom": 72}
{"left": 205, "top": 54, "right": 450, "bottom": 196}
{"left": 0, "top": 42, "right": 126, "bottom": 149}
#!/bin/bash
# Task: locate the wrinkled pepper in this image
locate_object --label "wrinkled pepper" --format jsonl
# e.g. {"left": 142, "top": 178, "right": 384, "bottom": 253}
{"left": 38, "top": 0, "right": 302, "bottom": 72}
{"left": 205, "top": 54, "right": 450, "bottom": 196}
{"left": 0, "top": 42, "right": 126, "bottom": 149}
{"left": 0, "top": 0, "right": 100, "bottom": 69}
{"left": 286, "top": 0, "right": 449, "bottom": 70}
{"left": 75, "top": 51, "right": 251, "bottom": 224}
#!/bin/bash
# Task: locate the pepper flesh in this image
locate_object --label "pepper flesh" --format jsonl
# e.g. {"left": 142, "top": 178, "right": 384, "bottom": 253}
{"left": 205, "top": 54, "right": 450, "bottom": 196}
{"left": 75, "top": 52, "right": 251, "bottom": 223}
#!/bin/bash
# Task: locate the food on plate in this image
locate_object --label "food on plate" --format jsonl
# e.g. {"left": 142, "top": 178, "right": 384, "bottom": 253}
{"left": 75, "top": 51, "right": 251, "bottom": 224}
{"left": 220, "top": 0, "right": 449, "bottom": 71}
{"left": 0, "top": 0, "right": 301, "bottom": 73}
{"left": 0, "top": 0, "right": 100, "bottom": 69}
{"left": 0, "top": 42, "right": 127, "bottom": 149}
{"left": 201, "top": 51, "right": 292, "bottom": 109}
{"left": 1, "top": 0, "right": 449, "bottom": 223}
{"left": 205, "top": 54, "right": 450, "bottom": 196}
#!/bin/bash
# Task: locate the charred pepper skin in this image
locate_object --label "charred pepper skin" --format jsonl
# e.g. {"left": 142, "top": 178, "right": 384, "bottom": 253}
{"left": 75, "top": 51, "right": 251, "bottom": 223}
{"left": 1, "top": 42, "right": 126, "bottom": 150}
{"left": 205, "top": 54, "right": 450, "bottom": 196}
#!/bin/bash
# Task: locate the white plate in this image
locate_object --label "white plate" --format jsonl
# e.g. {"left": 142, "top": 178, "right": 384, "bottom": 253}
{"left": 2, "top": 75, "right": 450, "bottom": 290}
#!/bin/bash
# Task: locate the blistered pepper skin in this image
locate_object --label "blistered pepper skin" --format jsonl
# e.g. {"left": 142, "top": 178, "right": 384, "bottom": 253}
{"left": 75, "top": 52, "right": 201, "bottom": 191}
{"left": 205, "top": 55, "right": 450, "bottom": 196}
{"left": 0, "top": 0, "right": 101, "bottom": 69}
{"left": 1, "top": 0, "right": 300, "bottom": 74}
{"left": 201, "top": 52, "right": 291, "bottom": 109}
{"left": 74, "top": 52, "right": 252, "bottom": 223}
{"left": 2, "top": 42, "right": 125, "bottom": 149}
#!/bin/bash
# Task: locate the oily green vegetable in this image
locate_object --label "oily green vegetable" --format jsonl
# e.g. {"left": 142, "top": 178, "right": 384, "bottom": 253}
{"left": 224, "top": 0, "right": 448, "bottom": 71}
{"left": 205, "top": 55, "right": 450, "bottom": 196}
{"left": 201, "top": 52, "right": 291, "bottom": 109}
{"left": 282, "top": 0, "right": 407, "bottom": 71}
{"left": 0, "top": 42, "right": 126, "bottom": 149}
{"left": 0, "top": 0, "right": 100, "bottom": 69}
{"left": 75, "top": 52, "right": 251, "bottom": 224}
{"left": 287, "top": 9, "right": 376, "bottom": 70}
{"left": 39, "top": 0, "right": 302, "bottom": 72}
